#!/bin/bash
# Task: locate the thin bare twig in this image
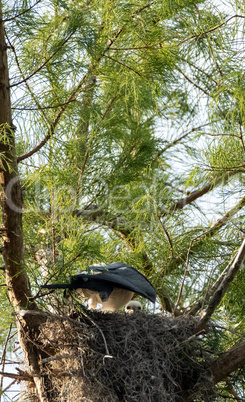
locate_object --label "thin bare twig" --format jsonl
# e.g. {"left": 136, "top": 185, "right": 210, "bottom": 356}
{"left": 0, "top": 0, "right": 41, "bottom": 23}
{"left": 0, "top": 324, "right": 13, "bottom": 401}
{"left": 198, "top": 132, "right": 241, "bottom": 139}
{"left": 174, "top": 195, "right": 245, "bottom": 315}
{"left": 178, "top": 15, "right": 245, "bottom": 46}
{"left": 183, "top": 58, "right": 219, "bottom": 85}
{"left": 12, "top": 99, "right": 79, "bottom": 111}
{"left": 209, "top": 323, "right": 244, "bottom": 337}
{"left": 80, "top": 310, "right": 112, "bottom": 357}
{"left": 173, "top": 330, "right": 205, "bottom": 350}
{"left": 0, "top": 370, "right": 33, "bottom": 382}
{"left": 177, "top": 68, "right": 210, "bottom": 97}
{"left": 157, "top": 216, "right": 174, "bottom": 258}
{"left": 41, "top": 354, "right": 71, "bottom": 364}
{"left": 157, "top": 121, "right": 219, "bottom": 157}
{"left": 9, "top": 32, "right": 75, "bottom": 88}
{"left": 104, "top": 55, "right": 142, "bottom": 76}
{"left": 2, "top": 379, "right": 17, "bottom": 393}
{"left": 15, "top": 309, "right": 112, "bottom": 360}
{"left": 172, "top": 237, "right": 197, "bottom": 315}
{"left": 16, "top": 1, "right": 155, "bottom": 164}
{"left": 197, "top": 238, "right": 245, "bottom": 330}
{"left": 110, "top": 45, "right": 155, "bottom": 51}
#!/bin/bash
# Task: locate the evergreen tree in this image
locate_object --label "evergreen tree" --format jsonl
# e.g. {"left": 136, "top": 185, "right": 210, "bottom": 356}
{"left": 0, "top": 0, "right": 245, "bottom": 400}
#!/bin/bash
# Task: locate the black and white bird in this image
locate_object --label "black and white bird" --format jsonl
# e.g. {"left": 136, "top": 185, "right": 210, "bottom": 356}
{"left": 41, "top": 262, "right": 156, "bottom": 312}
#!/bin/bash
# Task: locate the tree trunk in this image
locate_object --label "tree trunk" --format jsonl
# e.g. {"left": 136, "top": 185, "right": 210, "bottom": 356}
{"left": 0, "top": 4, "right": 49, "bottom": 400}
{"left": 0, "top": 1, "right": 32, "bottom": 310}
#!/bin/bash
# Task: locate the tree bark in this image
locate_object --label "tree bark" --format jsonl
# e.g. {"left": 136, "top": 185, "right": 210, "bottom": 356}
{"left": 0, "top": 1, "right": 32, "bottom": 310}
{"left": 197, "top": 238, "right": 245, "bottom": 331}
{"left": 0, "top": 4, "right": 49, "bottom": 400}
{"left": 211, "top": 339, "right": 245, "bottom": 384}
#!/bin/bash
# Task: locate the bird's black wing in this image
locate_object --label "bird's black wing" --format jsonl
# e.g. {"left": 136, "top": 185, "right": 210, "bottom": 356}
{"left": 42, "top": 277, "right": 114, "bottom": 302}
{"left": 42, "top": 283, "right": 72, "bottom": 289}
{"left": 71, "top": 262, "right": 157, "bottom": 303}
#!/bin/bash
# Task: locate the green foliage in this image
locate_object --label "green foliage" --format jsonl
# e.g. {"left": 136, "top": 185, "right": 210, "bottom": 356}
{"left": 205, "top": 136, "right": 245, "bottom": 173}
{"left": 1, "top": 0, "right": 245, "bottom": 398}
{"left": 2, "top": 0, "right": 244, "bottom": 307}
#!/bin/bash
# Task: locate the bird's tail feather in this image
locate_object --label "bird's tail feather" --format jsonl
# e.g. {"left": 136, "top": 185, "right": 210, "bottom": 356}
{"left": 41, "top": 283, "right": 71, "bottom": 289}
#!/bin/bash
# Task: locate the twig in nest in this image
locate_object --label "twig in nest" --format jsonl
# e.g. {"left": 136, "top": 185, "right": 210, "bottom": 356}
{"left": 41, "top": 354, "right": 71, "bottom": 364}
{"left": 0, "top": 370, "right": 34, "bottom": 382}
{"left": 81, "top": 310, "right": 112, "bottom": 358}
{"left": 173, "top": 329, "right": 205, "bottom": 351}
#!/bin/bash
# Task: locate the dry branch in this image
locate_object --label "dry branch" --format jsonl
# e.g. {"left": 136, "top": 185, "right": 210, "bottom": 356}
{"left": 0, "top": 324, "right": 12, "bottom": 391}
{"left": 178, "top": 15, "right": 245, "bottom": 46}
{"left": 0, "top": 370, "right": 34, "bottom": 382}
{"left": 188, "top": 256, "right": 235, "bottom": 316}
{"left": 10, "top": 31, "right": 75, "bottom": 89}
{"left": 197, "top": 238, "right": 245, "bottom": 330}
{"left": 0, "top": 0, "right": 41, "bottom": 23}
{"left": 165, "top": 174, "right": 229, "bottom": 215}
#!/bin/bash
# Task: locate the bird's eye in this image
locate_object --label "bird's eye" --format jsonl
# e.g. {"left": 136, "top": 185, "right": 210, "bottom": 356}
{"left": 138, "top": 307, "right": 141, "bottom": 310}
{"left": 126, "top": 306, "right": 131, "bottom": 309}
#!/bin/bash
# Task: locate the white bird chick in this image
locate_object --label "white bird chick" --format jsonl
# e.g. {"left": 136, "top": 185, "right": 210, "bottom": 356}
{"left": 125, "top": 300, "right": 142, "bottom": 314}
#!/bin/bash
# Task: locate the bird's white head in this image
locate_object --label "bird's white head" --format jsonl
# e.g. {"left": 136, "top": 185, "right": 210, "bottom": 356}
{"left": 125, "top": 300, "right": 142, "bottom": 314}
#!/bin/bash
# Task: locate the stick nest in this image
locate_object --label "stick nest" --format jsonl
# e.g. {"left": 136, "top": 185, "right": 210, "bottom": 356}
{"left": 36, "top": 311, "right": 216, "bottom": 401}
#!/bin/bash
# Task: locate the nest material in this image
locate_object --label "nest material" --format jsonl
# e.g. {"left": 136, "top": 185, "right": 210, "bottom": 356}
{"left": 37, "top": 311, "right": 216, "bottom": 402}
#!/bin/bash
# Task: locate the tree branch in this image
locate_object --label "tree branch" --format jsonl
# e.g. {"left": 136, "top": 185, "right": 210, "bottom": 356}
{"left": 188, "top": 257, "right": 234, "bottom": 316}
{"left": 169, "top": 194, "right": 245, "bottom": 290}
{"left": 178, "top": 15, "right": 245, "bottom": 46}
{"left": 203, "top": 196, "right": 245, "bottom": 236}
{"left": 16, "top": 1, "right": 156, "bottom": 164}
{"left": 0, "top": 323, "right": 12, "bottom": 391}
{"left": 0, "top": 370, "right": 34, "bottom": 382}
{"left": 17, "top": 132, "right": 51, "bottom": 162}
{"left": 104, "top": 55, "right": 142, "bottom": 76}
{"left": 9, "top": 31, "right": 75, "bottom": 88}
{"left": 210, "top": 339, "right": 245, "bottom": 384}
{"left": 0, "top": 6, "right": 49, "bottom": 400}
{"left": 17, "top": 71, "right": 88, "bottom": 163}
{"left": 162, "top": 174, "right": 229, "bottom": 216}
{"left": 156, "top": 121, "right": 218, "bottom": 157}
{"left": 5, "top": 32, "right": 49, "bottom": 128}
{"left": 0, "top": 2, "right": 34, "bottom": 310}
{"left": 157, "top": 216, "right": 174, "bottom": 258}
{"left": 0, "top": 0, "right": 41, "bottom": 23}
{"left": 197, "top": 238, "right": 245, "bottom": 330}
{"left": 177, "top": 67, "right": 210, "bottom": 97}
